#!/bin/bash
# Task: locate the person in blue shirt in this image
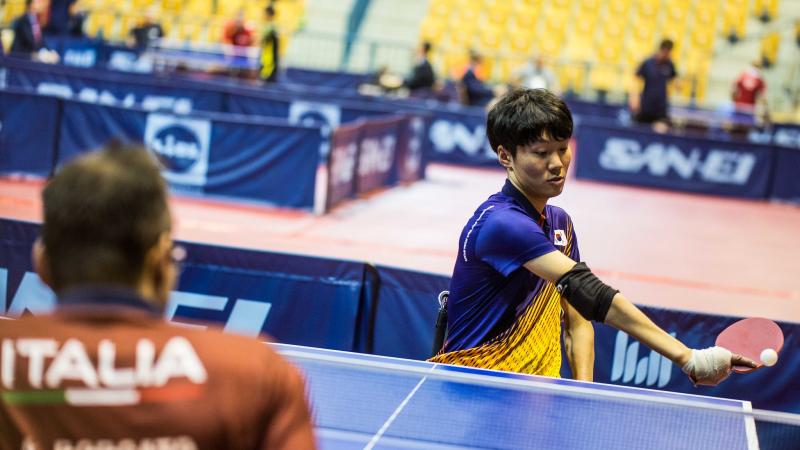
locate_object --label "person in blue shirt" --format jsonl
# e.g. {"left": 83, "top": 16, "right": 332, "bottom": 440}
{"left": 431, "top": 88, "right": 755, "bottom": 385}
{"left": 630, "top": 39, "right": 677, "bottom": 131}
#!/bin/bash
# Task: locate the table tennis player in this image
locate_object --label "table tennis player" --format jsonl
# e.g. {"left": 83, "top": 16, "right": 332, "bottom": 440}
{"left": 430, "top": 89, "right": 757, "bottom": 386}
{"left": 0, "top": 143, "right": 316, "bottom": 450}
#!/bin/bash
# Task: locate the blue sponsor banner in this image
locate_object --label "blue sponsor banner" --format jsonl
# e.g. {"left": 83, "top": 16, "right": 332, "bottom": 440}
{"left": 1, "top": 56, "right": 223, "bottom": 113}
{"left": 590, "top": 306, "right": 800, "bottom": 414}
{"left": 575, "top": 119, "right": 776, "bottom": 199}
{"left": 283, "top": 67, "right": 369, "bottom": 90}
{"left": 0, "top": 218, "right": 364, "bottom": 350}
{"left": 770, "top": 146, "right": 800, "bottom": 204}
{"left": 355, "top": 115, "right": 403, "bottom": 193}
{"left": 426, "top": 107, "right": 497, "bottom": 167}
{"left": 326, "top": 122, "right": 361, "bottom": 211}
{"left": 228, "top": 93, "right": 390, "bottom": 145}
{"left": 372, "top": 265, "right": 449, "bottom": 360}
{"left": 396, "top": 115, "right": 428, "bottom": 184}
{"left": 57, "top": 100, "right": 321, "bottom": 209}
{"left": 325, "top": 115, "right": 425, "bottom": 211}
{"left": 0, "top": 90, "right": 59, "bottom": 176}
{"left": 749, "top": 123, "right": 800, "bottom": 149}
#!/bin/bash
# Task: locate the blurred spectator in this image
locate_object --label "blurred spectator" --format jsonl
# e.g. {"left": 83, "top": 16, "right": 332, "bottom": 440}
{"left": 0, "top": 143, "right": 317, "bottom": 450}
{"left": 127, "top": 7, "right": 163, "bottom": 50}
{"left": 732, "top": 61, "right": 767, "bottom": 114}
{"left": 259, "top": 5, "right": 280, "bottom": 83}
{"left": 10, "top": 0, "right": 46, "bottom": 57}
{"left": 403, "top": 41, "right": 436, "bottom": 95}
{"left": 514, "top": 54, "right": 560, "bottom": 94}
{"left": 44, "top": 0, "right": 75, "bottom": 35}
{"left": 795, "top": 19, "right": 800, "bottom": 48}
{"left": 460, "top": 50, "right": 495, "bottom": 107}
{"left": 630, "top": 39, "right": 677, "bottom": 132}
{"left": 224, "top": 10, "right": 255, "bottom": 47}
{"left": 67, "top": 2, "right": 87, "bottom": 38}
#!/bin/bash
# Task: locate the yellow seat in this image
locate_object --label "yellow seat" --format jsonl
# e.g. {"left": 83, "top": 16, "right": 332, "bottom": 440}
{"left": 85, "top": 10, "right": 116, "bottom": 39}
{"left": 564, "top": 36, "right": 593, "bottom": 61}
{"left": 206, "top": 17, "right": 227, "bottom": 43}
{"left": 589, "top": 64, "right": 619, "bottom": 91}
{"left": 478, "top": 26, "right": 502, "bottom": 51}
{"left": 420, "top": 17, "right": 446, "bottom": 42}
{"left": 513, "top": 7, "right": 537, "bottom": 29}
{"left": 608, "top": 0, "right": 631, "bottom": 16}
{"left": 428, "top": 1, "right": 452, "bottom": 20}
{"left": 160, "top": 0, "right": 185, "bottom": 14}
{"left": 509, "top": 29, "right": 535, "bottom": 54}
{"left": 4, "top": 0, "right": 27, "bottom": 23}
{"left": 485, "top": 2, "right": 511, "bottom": 26}
{"left": 558, "top": 62, "right": 587, "bottom": 94}
{"left": 760, "top": 32, "right": 781, "bottom": 65}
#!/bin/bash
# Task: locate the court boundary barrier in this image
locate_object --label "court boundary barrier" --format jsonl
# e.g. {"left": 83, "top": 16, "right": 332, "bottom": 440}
{"left": 1, "top": 217, "right": 798, "bottom": 414}
{"left": 3, "top": 57, "right": 796, "bottom": 204}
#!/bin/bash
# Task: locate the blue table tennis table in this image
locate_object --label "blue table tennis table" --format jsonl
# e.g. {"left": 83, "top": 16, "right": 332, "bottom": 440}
{"left": 274, "top": 343, "right": 759, "bottom": 450}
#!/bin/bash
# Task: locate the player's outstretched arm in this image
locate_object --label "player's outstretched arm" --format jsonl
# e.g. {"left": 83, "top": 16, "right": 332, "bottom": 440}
{"left": 524, "top": 251, "right": 757, "bottom": 386}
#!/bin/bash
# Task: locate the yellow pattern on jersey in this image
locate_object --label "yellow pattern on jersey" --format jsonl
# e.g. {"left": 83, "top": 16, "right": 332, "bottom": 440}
{"left": 430, "top": 220, "right": 574, "bottom": 377}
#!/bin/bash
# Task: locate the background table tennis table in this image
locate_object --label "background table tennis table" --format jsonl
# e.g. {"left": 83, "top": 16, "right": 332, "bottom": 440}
{"left": 274, "top": 343, "right": 759, "bottom": 450}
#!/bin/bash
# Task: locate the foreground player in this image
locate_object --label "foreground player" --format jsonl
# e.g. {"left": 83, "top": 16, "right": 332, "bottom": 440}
{"left": 431, "top": 89, "right": 756, "bottom": 385}
{"left": 0, "top": 144, "right": 316, "bottom": 450}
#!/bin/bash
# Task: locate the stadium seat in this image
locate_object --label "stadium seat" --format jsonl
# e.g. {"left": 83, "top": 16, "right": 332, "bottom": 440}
{"left": 419, "top": 17, "right": 445, "bottom": 43}
{"left": 557, "top": 62, "right": 587, "bottom": 94}
{"left": 760, "top": 32, "right": 781, "bottom": 67}
{"left": 3, "top": 0, "right": 27, "bottom": 24}
{"left": 589, "top": 64, "right": 619, "bottom": 92}
{"left": 85, "top": 10, "right": 117, "bottom": 39}
{"left": 478, "top": 26, "right": 502, "bottom": 51}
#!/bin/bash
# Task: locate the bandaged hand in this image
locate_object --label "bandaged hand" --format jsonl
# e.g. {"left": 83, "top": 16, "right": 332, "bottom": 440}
{"left": 681, "top": 346, "right": 733, "bottom": 386}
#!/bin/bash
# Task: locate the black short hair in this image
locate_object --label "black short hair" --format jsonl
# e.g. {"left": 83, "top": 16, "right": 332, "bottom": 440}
{"left": 486, "top": 88, "right": 573, "bottom": 157}
{"left": 422, "top": 41, "right": 432, "bottom": 54}
{"left": 660, "top": 39, "right": 674, "bottom": 50}
{"left": 265, "top": 5, "right": 275, "bottom": 17}
{"left": 26, "top": 0, "right": 34, "bottom": 8}
{"left": 41, "top": 142, "right": 171, "bottom": 292}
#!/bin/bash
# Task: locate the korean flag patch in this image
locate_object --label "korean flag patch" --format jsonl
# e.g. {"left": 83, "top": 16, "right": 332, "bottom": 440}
{"left": 554, "top": 229, "right": 567, "bottom": 247}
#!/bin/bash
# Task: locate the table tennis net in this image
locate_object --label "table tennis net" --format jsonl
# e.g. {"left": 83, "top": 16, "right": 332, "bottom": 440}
{"left": 282, "top": 349, "right": 800, "bottom": 450}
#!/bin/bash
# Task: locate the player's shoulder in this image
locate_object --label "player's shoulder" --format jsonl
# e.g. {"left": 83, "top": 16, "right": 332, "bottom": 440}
{"left": 480, "top": 200, "right": 534, "bottom": 228}
{"left": 545, "top": 204, "right": 573, "bottom": 222}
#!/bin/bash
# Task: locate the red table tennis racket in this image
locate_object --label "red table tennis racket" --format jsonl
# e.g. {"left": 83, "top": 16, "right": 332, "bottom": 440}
{"left": 715, "top": 317, "right": 784, "bottom": 373}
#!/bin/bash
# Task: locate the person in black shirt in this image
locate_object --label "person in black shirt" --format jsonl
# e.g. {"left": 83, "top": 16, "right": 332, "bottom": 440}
{"left": 127, "top": 8, "right": 164, "bottom": 50}
{"left": 10, "top": 0, "right": 46, "bottom": 57}
{"left": 460, "top": 50, "right": 496, "bottom": 107}
{"left": 404, "top": 41, "right": 435, "bottom": 95}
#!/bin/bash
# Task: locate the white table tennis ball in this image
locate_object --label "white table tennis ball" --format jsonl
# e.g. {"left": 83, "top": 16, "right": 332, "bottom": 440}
{"left": 760, "top": 348, "right": 778, "bottom": 367}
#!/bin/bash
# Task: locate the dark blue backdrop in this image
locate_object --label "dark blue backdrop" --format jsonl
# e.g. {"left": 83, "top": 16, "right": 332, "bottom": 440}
{"left": 0, "top": 90, "right": 60, "bottom": 176}
{"left": 0, "top": 87, "right": 323, "bottom": 209}
{"left": 575, "top": 119, "right": 776, "bottom": 199}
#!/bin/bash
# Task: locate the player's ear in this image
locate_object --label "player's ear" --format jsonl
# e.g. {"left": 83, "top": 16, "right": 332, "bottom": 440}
{"left": 32, "top": 238, "right": 54, "bottom": 289}
{"left": 497, "top": 145, "right": 513, "bottom": 169}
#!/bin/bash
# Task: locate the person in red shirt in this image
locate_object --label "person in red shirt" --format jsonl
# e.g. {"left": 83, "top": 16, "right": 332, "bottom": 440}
{"left": 0, "top": 143, "right": 317, "bottom": 450}
{"left": 223, "top": 10, "right": 255, "bottom": 48}
{"left": 732, "top": 61, "right": 767, "bottom": 114}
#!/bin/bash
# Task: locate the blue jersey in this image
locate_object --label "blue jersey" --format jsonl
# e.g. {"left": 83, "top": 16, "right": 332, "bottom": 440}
{"left": 430, "top": 179, "right": 580, "bottom": 375}
{"left": 636, "top": 56, "right": 677, "bottom": 117}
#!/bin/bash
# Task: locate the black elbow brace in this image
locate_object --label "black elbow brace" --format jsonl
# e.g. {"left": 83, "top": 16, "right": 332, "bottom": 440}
{"left": 556, "top": 262, "right": 618, "bottom": 323}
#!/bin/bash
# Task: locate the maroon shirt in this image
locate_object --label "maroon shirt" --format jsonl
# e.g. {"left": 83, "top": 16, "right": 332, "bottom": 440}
{"left": 0, "top": 287, "right": 316, "bottom": 450}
